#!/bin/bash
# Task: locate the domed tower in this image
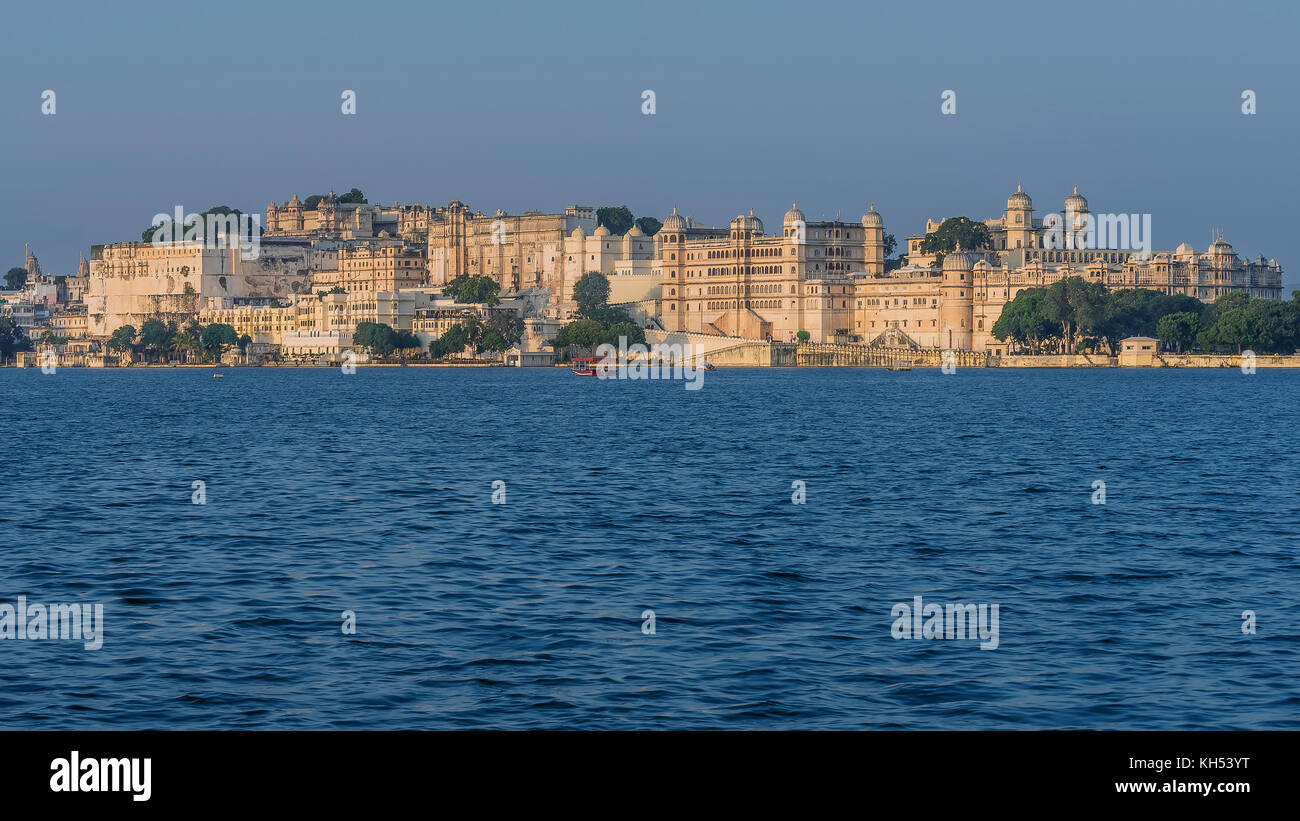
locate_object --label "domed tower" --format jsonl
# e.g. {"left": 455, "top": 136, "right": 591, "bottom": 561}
{"left": 783, "top": 201, "right": 805, "bottom": 237}
{"left": 1064, "top": 185, "right": 1089, "bottom": 247}
{"left": 659, "top": 207, "right": 688, "bottom": 332}
{"left": 1005, "top": 183, "right": 1034, "bottom": 250}
{"left": 939, "top": 244, "right": 974, "bottom": 350}
{"left": 730, "top": 209, "right": 764, "bottom": 239}
{"left": 859, "top": 204, "right": 885, "bottom": 275}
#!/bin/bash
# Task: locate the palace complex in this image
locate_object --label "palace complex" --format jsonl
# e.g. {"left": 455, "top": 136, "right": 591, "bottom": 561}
{"left": 5, "top": 185, "right": 1285, "bottom": 362}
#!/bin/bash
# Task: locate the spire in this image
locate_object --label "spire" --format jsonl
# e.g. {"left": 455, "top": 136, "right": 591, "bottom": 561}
{"left": 1073, "top": 184, "right": 1078, "bottom": 195}
{"left": 1017, "top": 182, "right": 1023, "bottom": 192}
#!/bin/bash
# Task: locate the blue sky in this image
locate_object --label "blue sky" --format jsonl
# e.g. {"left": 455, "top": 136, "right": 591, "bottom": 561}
{"left": 2, "top": 0, "right": 1296, "bottom": 291}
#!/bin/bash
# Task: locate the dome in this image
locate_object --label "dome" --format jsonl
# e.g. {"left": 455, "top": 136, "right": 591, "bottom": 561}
{"left": 593, "top": 225, "right": 611, "bottom": 237}
{"left": 1065, "top": 185, "right": 1088, "bottom": 213}
{"left": 661, "top": 206, "right": 685, "bottom": 233}
{"left": 627, "top": 223, "right": 644, "bottom": 237}
{"left": 861, "top": 203, "right": 883, "bottom": 228}
{"left": 1210, "top": 234, "right": 1233, "bottom": 255}
{"left": 942, "top": 246, "right": 973, "bottom": 273}
{"left": 784, "top": 201, "right": 805, "bottom": 225}
{"left": 730, "top": 209, "right": 764, "bottom": 234}
{"left": 1175, "top": 241, "right": 1195, "bottom": 255}
{"left": 570, "top": 226, "right": 585, "bottom": 239}
{"left": 1007, "top": 183, "right": 1032, "bottom": 210}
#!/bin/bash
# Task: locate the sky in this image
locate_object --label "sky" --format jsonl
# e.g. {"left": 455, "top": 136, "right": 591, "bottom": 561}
{"left": 2, "top": 0, "right": 1296, "bottom": 291}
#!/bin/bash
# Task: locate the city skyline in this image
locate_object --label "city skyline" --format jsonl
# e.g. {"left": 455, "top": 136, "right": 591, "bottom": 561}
{"left": 1, "top": 0, "right": 1295, "bottom": 291}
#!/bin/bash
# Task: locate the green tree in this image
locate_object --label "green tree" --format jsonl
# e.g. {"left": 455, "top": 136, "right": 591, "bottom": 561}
{"left": 635, "top": 216, "right": 662, "bottom": 236}
{"left": 1041, "top": 276, "right": 1108, "bottom": 352}
{"left": 429, "top": 323, "right": 470, "bottom": 359}
{"left": 5, "top": 267, "right": 27, "bottom": 290}
{"left": 573, "top": 272, "right": 611, "bottom": 317}
{"left": 479, "top": 313, "right": 524, "bottom": 352}
{"left": 550, "top": 318, "right": 607, "bottom": 353}
{"left": 796, "top": 330, "right": 810, "bottom": 342}
{"left": 142, "top": 205, "right": 255, "bottom": 244}
{"left": 0, "top": 317, "right": 33, "bottom": 360}
{"left": 107, "top": 325, "right": 137, "bottom": 354}
{"left": 918, "top": 217, "right": 992, "bottom": 256}
{"left": 992, "top": 288, "right": 1053, "bottom": 353}
{"left": 443, "top": 274, "right": 501, "bottom": 305}
{"left": 1156, "top": 311, "right": 1200, "bottom": 353}
{"left": 199, "top": 323, "right": 238, "bottom": 361}
{"left": 596, "top": 206, "right": 635, "bottom": 235}
{"left": 139, "top": 318, "right": 174, "bottom": 360}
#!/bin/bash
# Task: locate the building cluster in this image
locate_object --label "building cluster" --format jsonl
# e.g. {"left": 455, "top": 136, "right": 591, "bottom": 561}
{"left": 1, "top": 185, "right": 1285, "bottom": 364}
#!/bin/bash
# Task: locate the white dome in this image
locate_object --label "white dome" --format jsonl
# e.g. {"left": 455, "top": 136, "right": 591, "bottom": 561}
{"left": 1007, "top": 183, "right": 1032, "bottom": 210}
{"left": 662, "top": 206, "right": 685, "bottom": 233}
{"left": 1065, "top": 185, "right": 1088, "bottom": 212}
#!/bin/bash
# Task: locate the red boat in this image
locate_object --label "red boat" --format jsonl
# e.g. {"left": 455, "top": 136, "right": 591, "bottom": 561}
{"left": 570, "top": 356, "right": 600, "bottom": 376}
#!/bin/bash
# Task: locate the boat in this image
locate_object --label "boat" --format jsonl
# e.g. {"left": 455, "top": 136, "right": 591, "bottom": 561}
{"left": 212, "top": 372, "right": 225, "bottom": 379}
{"left": 697, "top": 361, "right": 716, "bottom": 371}
{"left": 886, "top": 358, "right": 912, "bottom": 372}
{"left": 570, "top": 357, "right": 599, "bottom": 377}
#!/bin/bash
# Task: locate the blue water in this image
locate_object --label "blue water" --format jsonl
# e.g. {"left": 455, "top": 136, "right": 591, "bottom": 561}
{"left": 1, "top": 366, "right": 1297, "bottom": 729}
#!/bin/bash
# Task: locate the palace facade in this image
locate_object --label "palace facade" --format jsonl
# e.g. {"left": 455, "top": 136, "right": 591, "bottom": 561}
{"left": 654, "top": 188, "right": 1284, "bottom": 351}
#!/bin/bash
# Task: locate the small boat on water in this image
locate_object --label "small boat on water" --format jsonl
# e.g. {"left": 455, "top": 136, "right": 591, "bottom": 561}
{"left": 697, "top": 361, "right": 716, "bottom": 371}
{"left": 212, "top": 372, "right": 225, "bottom": 379}
{"left": 570, "top": 357, "right": 599, "bottom": 377}
{"left": 886, "top": 358, "right": 912, "bottom": 372}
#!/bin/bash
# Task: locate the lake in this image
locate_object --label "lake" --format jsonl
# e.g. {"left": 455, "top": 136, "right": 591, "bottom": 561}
{"left": 1, "top": 366, "right": 1296, "bottom": 729}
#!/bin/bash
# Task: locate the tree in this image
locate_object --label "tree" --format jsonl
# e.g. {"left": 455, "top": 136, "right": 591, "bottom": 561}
{"left": 5, "top": 267, "right": 27, "bottom": 291}
{"left": 1214, "top": 308, "right": 1261, "bottom": 354}
{"left": 199, "top": 323, "right": 238, "bottom": 361}
{"left": 107, "top": 325, "right": 137, "bottom": 354}
{"left": 237, "top": 334, "right": 252, "bottom": 362}
{"left": 1041, "top": 276, "right": 1107, "bottom": 352}
{"left": 142, "top": 205, "right": 254, "bottom": 244}
{"left": 443, "top": 274, "right": 500, "bottom": 305}
{"left": 479, "top": 313, "right": 524, "bottom": 352}
{"left": 38, "top": 329, "right": 69, "bottom": 346}
{"left": 992, "top": 288, "right": 1052, "bottom": 353}
{"left": 0, "top": 317, "right": 33, "bottom": 361}
{"left": 139, "top": 318, "right": 174, "bottom": 360}
{"left": 573, "top": 272, "right": 611, "bottom": 317}
{"left": 429, "top": 323, "right": 470, "bottom": 359}
{"left": 796, "top": 330, "right": 810, "bottom": 342}
{"left": 635, "top": 216, "right": 662, "bottom": 236}
{"left": 1156, "top": 311, "right": 1200, "bottom": 353}
{"left": 596, "top": 206, "right": 635, "bottom": 235}
{"left": 550, "top": 318, "right": 607, "bottom": 352}
{"left": 353, "top": 321, "right": 395, "bottom": 356}
{"left": 918, "top": 217, "right": 992, "bottom": 256}
{"left": 883, "top": 233, "right": 897, "bottom": 257}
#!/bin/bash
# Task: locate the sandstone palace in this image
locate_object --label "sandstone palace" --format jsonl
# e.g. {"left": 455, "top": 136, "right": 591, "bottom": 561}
{"left": 7, "top": 184, "right": 1284, "bottom": 362}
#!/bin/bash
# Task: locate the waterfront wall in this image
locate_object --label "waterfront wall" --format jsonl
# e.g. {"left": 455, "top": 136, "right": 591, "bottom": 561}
{"left": 995, "top": 353, "right": 1300, "bottom": 368}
